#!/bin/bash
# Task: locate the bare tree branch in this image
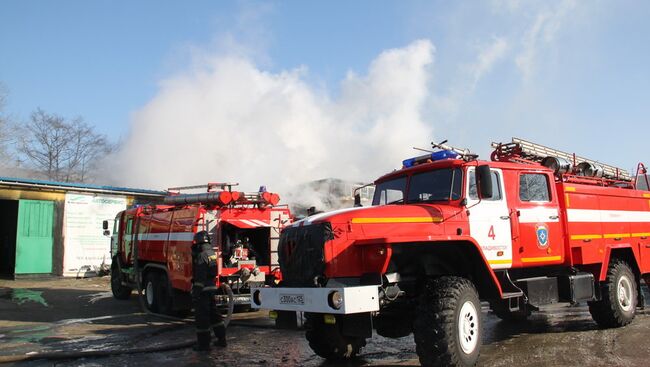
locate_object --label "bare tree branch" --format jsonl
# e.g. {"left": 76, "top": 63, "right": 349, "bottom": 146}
{"left": 0, "top": 82, "right": 10, "bottom": 149}
{"left": 17, "top": 109, "right": 111, "bottom": 182}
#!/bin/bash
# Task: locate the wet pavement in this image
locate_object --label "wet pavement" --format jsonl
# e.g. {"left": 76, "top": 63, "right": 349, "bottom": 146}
{"left": 0, "top": 277, "right": 648, "bottom": 366}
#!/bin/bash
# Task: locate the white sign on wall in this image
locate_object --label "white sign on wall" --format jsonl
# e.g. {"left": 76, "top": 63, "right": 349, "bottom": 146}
{"left": 63, "top": 193, "right": 127, "bottom": 277}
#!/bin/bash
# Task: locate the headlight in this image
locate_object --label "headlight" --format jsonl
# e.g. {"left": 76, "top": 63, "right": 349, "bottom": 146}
{"left": 253, "top": 290, "right": 262, "bottom": 306}
{"left": 328, "top": 290, "right": 343, "bottom": 310}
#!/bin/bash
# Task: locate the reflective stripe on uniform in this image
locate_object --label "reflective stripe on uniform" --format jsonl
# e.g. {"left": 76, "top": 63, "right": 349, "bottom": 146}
{"left": 193, "top": 282, "right": 205, "bottom": 287}
{"left": 202, "top": 286, "right": 218, "bottom": 291}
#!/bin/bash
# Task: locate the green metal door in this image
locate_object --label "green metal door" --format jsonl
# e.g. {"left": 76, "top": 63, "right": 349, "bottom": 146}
{"left": 15, "top": 200, "right": 54, "bottom": 274}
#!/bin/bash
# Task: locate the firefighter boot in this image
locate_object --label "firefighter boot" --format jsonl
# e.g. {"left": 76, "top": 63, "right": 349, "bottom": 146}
{"left": 213, "top": 325, "right": 227, "bottom": 347}
{"left": 193, "top": 331, "right": 211, "bottom": 351}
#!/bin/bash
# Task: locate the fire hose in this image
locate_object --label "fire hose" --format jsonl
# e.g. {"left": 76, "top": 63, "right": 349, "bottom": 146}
{"left": 0, "top": 230, "right": 236, "bottom": 364}
{"left": 0, "top": 341, "right": 197, "bottom": 364}
{"left": 0, "top": 283, "right": 237, "bottom": 364}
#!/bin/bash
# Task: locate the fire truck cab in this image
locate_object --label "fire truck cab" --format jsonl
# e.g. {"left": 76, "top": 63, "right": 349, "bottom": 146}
{"left": 252, "top": 138, "right": 650, "bottom": 367}
{"left": 108, "top": 183, "right": 292, "bottom": 315}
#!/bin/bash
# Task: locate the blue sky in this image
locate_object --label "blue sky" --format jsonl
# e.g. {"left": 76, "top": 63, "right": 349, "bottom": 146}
{"left": 0, "top": 1, "right": 415, "bottom": 138}
{"left": 1, "top": 1, "right": 649, "bottom": 189}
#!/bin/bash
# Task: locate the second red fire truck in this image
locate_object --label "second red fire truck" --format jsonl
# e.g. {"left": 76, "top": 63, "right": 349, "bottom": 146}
{"left": 106, "top": 183, "right": 292, "bottom": 315}
{"left": 252, "top": 138, "right": 650, "bottom": 367}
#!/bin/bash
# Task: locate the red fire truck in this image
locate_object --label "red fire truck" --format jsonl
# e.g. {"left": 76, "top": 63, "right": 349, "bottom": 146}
{"left": 107, "top": 183, "right": 292, "bottom": 315}
{"left": 251, "top": 138, "right": 650, "bottom": 367}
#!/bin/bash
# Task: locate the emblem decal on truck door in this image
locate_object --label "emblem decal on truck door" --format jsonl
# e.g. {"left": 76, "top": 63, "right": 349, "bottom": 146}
{"left": 536, "top": 225, "right": 549, "bottom": 248}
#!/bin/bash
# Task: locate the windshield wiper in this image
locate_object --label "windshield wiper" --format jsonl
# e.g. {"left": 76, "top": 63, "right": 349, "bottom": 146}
{"left": 408, "top": 198, "right": 448, "bottom": 204}
{"left": 386, "top": 198, "right": 404, "bottom": 205}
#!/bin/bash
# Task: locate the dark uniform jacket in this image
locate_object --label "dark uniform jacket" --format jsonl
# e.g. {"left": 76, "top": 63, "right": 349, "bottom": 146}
{"left": 192, "top": 243, "right": 218, "bottom": 293}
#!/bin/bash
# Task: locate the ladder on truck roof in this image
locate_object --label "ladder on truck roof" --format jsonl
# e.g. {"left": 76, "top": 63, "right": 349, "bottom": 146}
{"left": 492, "top": 137, "right": 631, "bottom": 181}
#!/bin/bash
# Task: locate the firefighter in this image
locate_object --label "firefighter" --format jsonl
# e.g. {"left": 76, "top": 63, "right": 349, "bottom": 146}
{"left": 191, "top": 230, "right": 227, "bottom": 351}
{"left": 242, "top": 236, "right": 258, "bottom": 260}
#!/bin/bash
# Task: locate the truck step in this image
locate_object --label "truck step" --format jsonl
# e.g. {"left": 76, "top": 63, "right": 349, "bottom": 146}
{"left": 495, "top": 270, "right": 524, "bottom": 298}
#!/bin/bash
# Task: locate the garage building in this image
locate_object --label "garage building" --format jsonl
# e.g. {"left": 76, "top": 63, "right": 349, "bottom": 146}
{"left": 0, "top": 177, "right": 165, "bottom": 278}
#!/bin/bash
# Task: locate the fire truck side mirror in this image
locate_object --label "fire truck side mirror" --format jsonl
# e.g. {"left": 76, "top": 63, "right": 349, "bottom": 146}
{"left": 102, "top": 220, "right": 109, "bottom": 230}
{"left": 354, "top": 193, "right": 362, "bottom": 207}
{"left": 476, "top": 165, "right": 493, "bottom": 199}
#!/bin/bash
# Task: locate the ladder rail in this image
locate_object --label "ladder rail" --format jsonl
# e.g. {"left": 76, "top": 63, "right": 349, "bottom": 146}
{"left": 492, "top": 137, "right": 631, "bottom": 181}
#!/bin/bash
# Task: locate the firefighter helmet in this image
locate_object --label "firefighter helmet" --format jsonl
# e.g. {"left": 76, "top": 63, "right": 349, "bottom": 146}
{"left": 193, "top": 231, "right": 211, "bottom": 245}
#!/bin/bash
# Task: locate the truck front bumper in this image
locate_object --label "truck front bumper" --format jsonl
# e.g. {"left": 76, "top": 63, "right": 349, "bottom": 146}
{"left": 250, "top": 285, "right": 380, "bottom": 314}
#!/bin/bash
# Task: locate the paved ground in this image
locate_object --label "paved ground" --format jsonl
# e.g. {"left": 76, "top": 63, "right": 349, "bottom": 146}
{"left": 0, "top": 277, "right": 648, "bottom": 366}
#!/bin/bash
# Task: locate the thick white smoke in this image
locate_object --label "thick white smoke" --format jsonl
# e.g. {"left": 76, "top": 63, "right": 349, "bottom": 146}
{"left": 104, "top": 40, "right": 436, "bottom": 209}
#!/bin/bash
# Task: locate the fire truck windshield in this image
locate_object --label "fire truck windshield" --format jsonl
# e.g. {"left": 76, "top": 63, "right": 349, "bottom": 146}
{"left": 372, "top": 168, "right": 463, "bottom": 205}
{"left": 373, "top": 176, "right": 407, "bottom": 205}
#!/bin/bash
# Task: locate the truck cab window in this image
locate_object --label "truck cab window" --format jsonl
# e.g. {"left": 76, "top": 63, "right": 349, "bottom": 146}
{"left": 468, "top": 170, "right": 502, "bottom": 200}
{"left": 372, "top": 177, "right": 407, "bottom": 205}
{"left": 125, "top": 218, "right": 133, "bottom": 235}
{"left": 519, "top": 173, "right": 551, "bottom": 202}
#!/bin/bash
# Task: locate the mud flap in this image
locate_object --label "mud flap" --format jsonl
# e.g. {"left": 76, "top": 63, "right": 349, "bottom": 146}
{"left": 172, "top": 289, "right": 192, "bottom": 313}
{"left": 638, "top": 276, "right": 646, "bottom": 309}
{"left": 340, "top": 312, "right": 372, "bottom": 338}
{"left": 276, "top": 311, "right": 299, "bottom": 329}
{"left": 638, "top": 288, "right": 645, "bottom": 309}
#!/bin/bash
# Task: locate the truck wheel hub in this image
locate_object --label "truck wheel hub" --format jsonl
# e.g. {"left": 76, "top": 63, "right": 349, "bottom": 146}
{"left": 458, "top": 300, "right": 478, "bottom": 354}
{"left": 617, "top": 276, "right": 632, "bottom": 312}
{"left": 146, "top": 281, "right": 154, "bottom": 305}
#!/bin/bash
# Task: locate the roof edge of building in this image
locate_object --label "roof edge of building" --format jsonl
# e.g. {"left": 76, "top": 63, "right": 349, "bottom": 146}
{"left": 0, "top": 176, "right": 167, "bottom": 197}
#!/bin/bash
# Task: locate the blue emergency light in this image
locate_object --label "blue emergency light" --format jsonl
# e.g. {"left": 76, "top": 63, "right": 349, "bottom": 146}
{"left": 402, "top": 150, "right": 460, "bottom": 168}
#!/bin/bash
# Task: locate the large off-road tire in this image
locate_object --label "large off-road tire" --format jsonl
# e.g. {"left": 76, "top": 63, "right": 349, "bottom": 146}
{"left": 305, "top": 313, "right": 366, "bottom": 361}
{"left": 110, "top": 261, "right": 132, "bottom": 300}
{"left": 490, "top": 300, "right": 530, "bottom": 322}
{"left": 144, "top": 272, "right": 160, "bottom": 313}
{"left": 414, "top": 277, "right": 482, "bottom": 367}
{"left": 588, "top": 259, "right": 638, "bottom": 328}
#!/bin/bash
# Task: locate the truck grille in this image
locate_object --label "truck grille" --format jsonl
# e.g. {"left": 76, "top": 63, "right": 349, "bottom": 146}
{"left": 278, "top": 222, "right": 333, "bottom": 287}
